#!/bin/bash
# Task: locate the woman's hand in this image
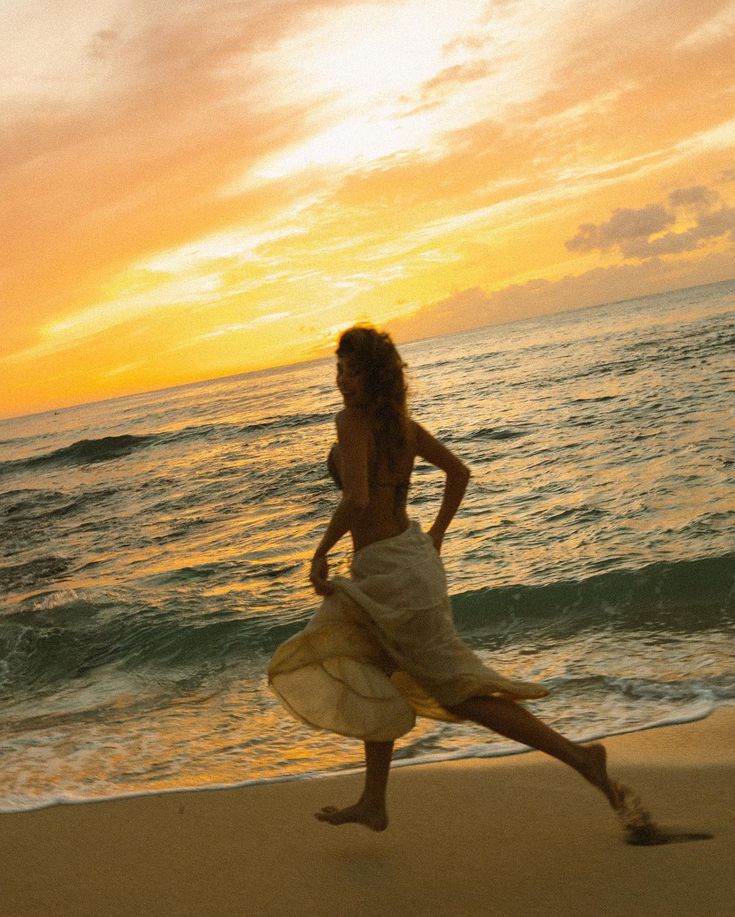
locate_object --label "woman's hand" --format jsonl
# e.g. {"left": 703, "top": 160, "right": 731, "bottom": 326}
{"left": 309, "top": 554, "right": 334, "bottom": 595}
{"left": 428, "top": 526, "right": 443, "bottom": 554}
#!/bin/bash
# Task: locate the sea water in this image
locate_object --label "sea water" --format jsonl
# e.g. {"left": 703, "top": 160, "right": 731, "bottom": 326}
{"left": 1, "top": 278, "right": 734, "bottom": 812}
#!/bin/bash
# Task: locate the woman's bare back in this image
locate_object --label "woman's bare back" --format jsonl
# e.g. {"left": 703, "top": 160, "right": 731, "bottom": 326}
{"left": 330, "top": 418, "right": 418, "bottom": 551}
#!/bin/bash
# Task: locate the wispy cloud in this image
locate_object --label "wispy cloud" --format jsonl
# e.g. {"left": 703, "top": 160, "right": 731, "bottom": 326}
{"left": 195, "top": 312, "right": 291, "bottom": 341}
{"left": 676, "top": 1, "right": 735, "bottom": 48}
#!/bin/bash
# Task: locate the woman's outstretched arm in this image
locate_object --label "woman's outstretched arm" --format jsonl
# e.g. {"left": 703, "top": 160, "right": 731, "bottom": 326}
{"left": 415, "top": 422, "right": 470, "bottom": 553}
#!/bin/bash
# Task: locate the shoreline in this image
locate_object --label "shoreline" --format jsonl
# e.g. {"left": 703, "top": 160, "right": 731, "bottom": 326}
{"left": 2, "top": 707, "right": 734, "bottom": 916}
{"left": 0, "top": 703, "right": 724, "bottom": 816}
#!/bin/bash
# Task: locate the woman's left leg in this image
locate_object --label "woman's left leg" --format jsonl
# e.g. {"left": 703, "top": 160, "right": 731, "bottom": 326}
{"left": 315, "top": 740, "right": 394, "bottom": 831}
{"left": 446, "top": 695, "right": 621, "bottom": 809}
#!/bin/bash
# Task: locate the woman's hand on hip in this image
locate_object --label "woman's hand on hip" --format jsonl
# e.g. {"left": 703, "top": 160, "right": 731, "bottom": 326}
{"left": 428, "top": 525, "right": 443, "bottom": 554}
{"left": 309, "top": 554, "right": 334, "bottom": 595}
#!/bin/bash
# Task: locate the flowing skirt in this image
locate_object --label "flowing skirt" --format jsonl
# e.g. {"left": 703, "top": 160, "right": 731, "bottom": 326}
{"left": 268, "top": 522, "right": 548, "bottom": 742}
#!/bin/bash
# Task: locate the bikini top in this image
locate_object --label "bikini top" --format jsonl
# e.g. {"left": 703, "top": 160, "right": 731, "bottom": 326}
{"left": 327, "top": 443, "right": 409, "bottom": 498}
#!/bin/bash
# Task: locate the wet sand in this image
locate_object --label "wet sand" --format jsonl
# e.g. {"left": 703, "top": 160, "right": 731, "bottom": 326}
{"left": 2, "top": 708, "right": 733, "bottom": 917}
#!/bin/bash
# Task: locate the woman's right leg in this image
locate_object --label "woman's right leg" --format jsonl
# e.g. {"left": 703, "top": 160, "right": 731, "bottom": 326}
{"left": 315, "top": 740, "right": 394, "bottom": 831}
{"left": 446, "top": 696, "right": 621, "bottom": 809}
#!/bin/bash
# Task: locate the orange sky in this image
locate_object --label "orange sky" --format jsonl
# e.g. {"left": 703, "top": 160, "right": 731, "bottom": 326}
{"left": 3, "top": 0, "right": 735, "bottom": 419}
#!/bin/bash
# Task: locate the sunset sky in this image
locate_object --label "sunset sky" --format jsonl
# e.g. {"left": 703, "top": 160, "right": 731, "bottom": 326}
{"left": 3, "top": 0, "right": 735, "bottom": 419}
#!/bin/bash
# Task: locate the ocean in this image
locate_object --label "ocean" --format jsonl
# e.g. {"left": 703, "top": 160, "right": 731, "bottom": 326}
{"left": 1, "top": 278, "right": 734, "bottom": 813}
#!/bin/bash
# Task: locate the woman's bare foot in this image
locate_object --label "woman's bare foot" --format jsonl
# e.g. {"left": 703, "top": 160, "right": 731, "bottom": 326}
{"left": 579, "top": 743, "right": 622, "bottom": 810}
{"left": 315, "top": 801, "right": 388, "bottom": 832}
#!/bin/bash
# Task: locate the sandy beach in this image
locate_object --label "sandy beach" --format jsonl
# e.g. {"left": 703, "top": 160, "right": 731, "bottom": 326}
{"left": 2, "top": 708, "right": 733, "bottom": 917}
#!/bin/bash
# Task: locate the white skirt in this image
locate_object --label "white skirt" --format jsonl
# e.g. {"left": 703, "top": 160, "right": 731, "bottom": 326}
{"left": 268, "top": 522, "right": 548, "bottom": 742}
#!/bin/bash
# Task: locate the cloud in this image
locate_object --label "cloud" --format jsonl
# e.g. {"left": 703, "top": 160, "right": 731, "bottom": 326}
{"left": 565, "top": 181, "right": 735, "bottom": 260}
{"left": 620, "top": 205, "right": 735, "bottom": 258}
{"left": 676, "top": 2, "right": 735, "bottom": 49}
{"left": 0, "top": 2, "right": 326, "bottom": 354}
{"left": 412, "top": 59, "right": 495, "bottom": 103}
{"left": 668, "top": 184, "right": 718, "bottom": 209}
{"left": 385, "top": 247, "right": 735, "bottom": 344}
{"left": 566, "top": 205, "right": 676, "bottom": 253}
{"left": 4, "top": 0, "right": 735, "bottom": 417}
{"left": 194, "top": 312, "right": 291, "bottom": 342}
{"left": 398, "top": 58, "right": 496, "bottom": 117}
{"left": 2, "top": 270, "right": 224, "bottom": 365}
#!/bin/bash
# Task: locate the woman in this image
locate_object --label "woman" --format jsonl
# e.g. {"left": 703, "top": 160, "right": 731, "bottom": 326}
{"left": 268, "top": 324, "right": 621, "bottom": 832}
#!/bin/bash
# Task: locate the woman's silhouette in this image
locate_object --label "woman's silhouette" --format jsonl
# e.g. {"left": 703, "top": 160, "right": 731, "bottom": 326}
{"left": 269, "top": 325, "right": 621, "bottom": 831}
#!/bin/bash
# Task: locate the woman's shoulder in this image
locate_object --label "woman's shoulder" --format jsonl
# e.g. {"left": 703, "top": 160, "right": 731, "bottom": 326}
{"left": 335, "top": 406, "right": 369, "bottom": 428}
{"left": 335, "top": 407, "right": 371, "bottom": 443}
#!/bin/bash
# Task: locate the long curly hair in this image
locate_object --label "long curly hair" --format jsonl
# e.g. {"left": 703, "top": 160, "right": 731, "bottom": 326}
{"left": 336, "top": 324, "right": 409, "bottom": 467}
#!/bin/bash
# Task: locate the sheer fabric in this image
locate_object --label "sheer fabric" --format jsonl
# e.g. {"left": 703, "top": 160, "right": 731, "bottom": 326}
{"left": 268, "top": 522, "right": 548, "bottom": 742}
